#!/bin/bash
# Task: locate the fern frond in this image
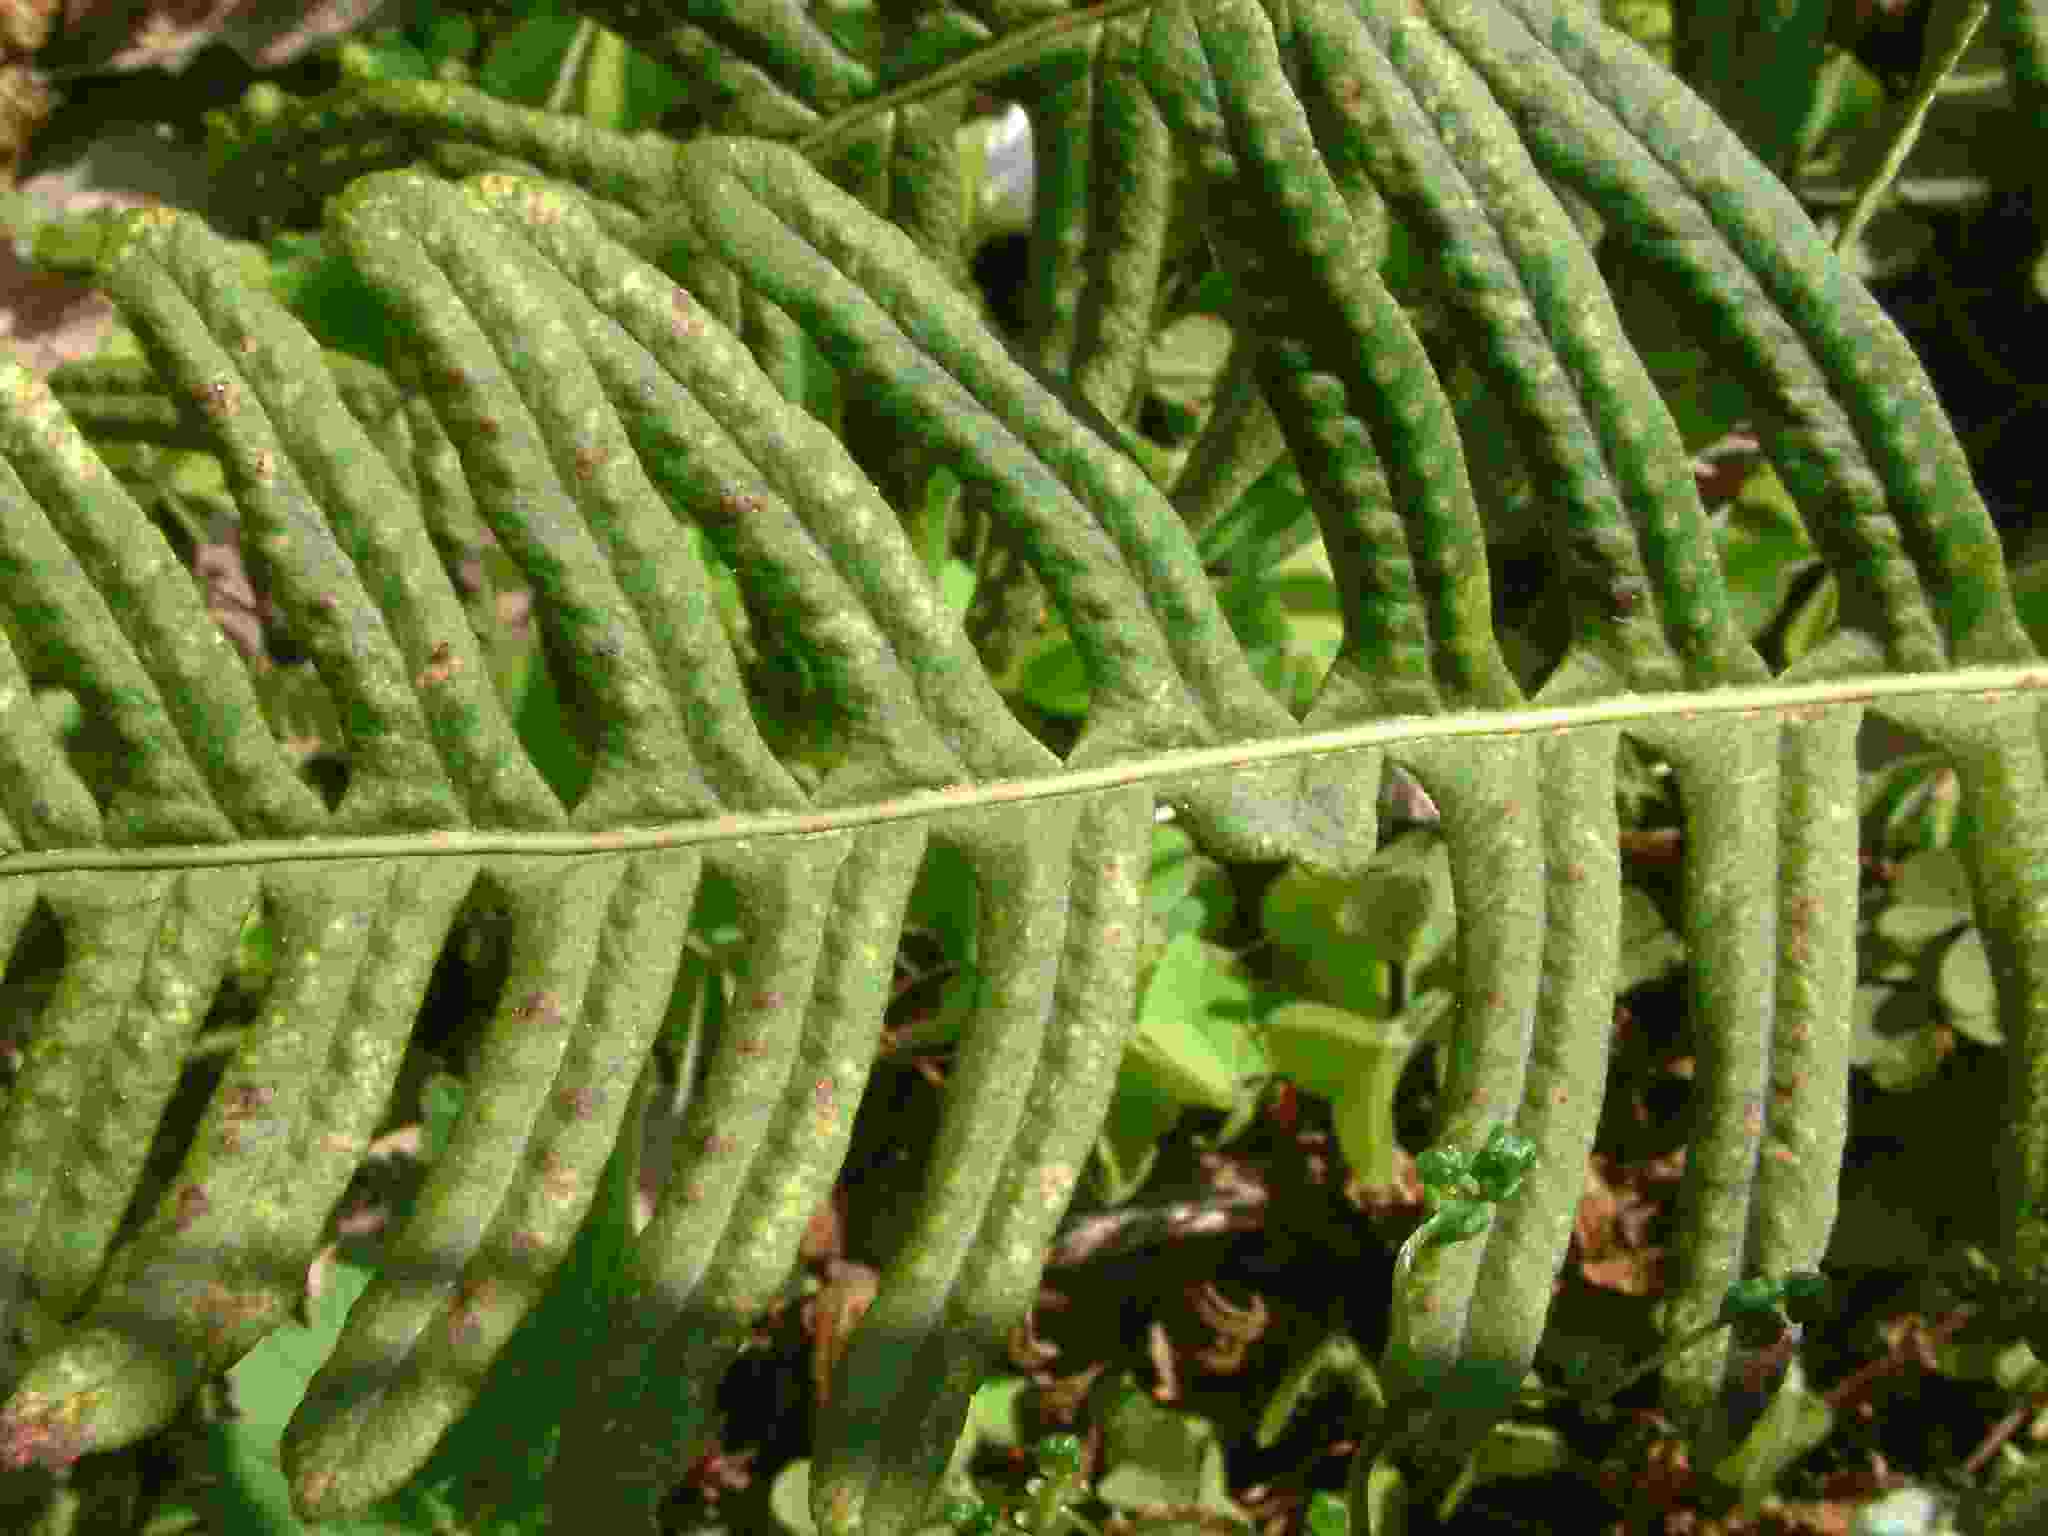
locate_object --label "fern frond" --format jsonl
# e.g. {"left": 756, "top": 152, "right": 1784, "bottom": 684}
{"left": 2, "top": 1, "right": 2046, "bottom": 1530}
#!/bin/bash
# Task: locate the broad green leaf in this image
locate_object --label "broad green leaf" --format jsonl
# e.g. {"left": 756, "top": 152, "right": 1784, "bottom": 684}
{"left": 1939, "top": 928, "right": 2003, "bottom": 1044}
{"left": 1714, "top": 463, "right": 1817, "bottom": 641}
{"left": 1262, "top": 997, "right": 1424, "bottom": 1188}
{"left": 1876, "top": 849, "right": 1975, "bottom": 949}
{"left": 1124, "top": 934, "right": 1264, "bottom": 1111}
{"left": 1094, "top": 1375, "right": 1247, "bottom": 1531}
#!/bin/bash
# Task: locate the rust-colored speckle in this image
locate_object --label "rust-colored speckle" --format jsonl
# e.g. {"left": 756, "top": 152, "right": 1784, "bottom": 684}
{"left": 1744, "top": 1100, "right": 1765, "bottom": 1136}
{"left": 174, "top": 1184, "right": 209, "bottom": 1231}
{"left": 1769, "top": 1145, "right": 1798, "bottom": 1165}
{"left": 194, "top": 1280, "right": 279, "bottom": 1350}
{"left": 475, "top": 416, "right": 501, "bottom": 438}
{"left": 417, "top": 639, "right": 460, "bottom": 689}
{"left": 573, "top": 445, "right": 606, "bottom": 480}
{"left": 0, "top": 1397, "right": 93, "bottom": 1471}
{"left": 198, "top": 377, "right": 236, "bottom": 416}
{"left": 672, "top": 290, "right": 705, "bottom": 336}
{"left": 520, "top": 990, "right": 561, "bottom": 1023}
{"left": 298, "top": 1469, "right": 336, "bottom": 1509}
{"left": 753, "top": 991, "right": 785, "bottom": 1011}
{"left": 1334, "top": 74, "right": 1364, "bottom": 107}
{"left": 683, "top": 1179, "right": 707, "bottom": 1204}
{"left": 448, "top": 1277, "right": 493, "bottom": 1347}
{"left": 557, "top": 1085, "right": 600, "bottom": 1119}
{"left": 225, "top": 1083, "right": 273, "bottom": 1116}
{"left": 736, "top": 1035, "right": 769, "bottom": 1057}
{"left": 508, "top": 1228, "right": 544, "bottom": 1256}
{"left": 705, "top": 1132, "right": 738, "bottom": 1157}
{"left": 537, "top": 1151, "right": 578, "bottom": 1202}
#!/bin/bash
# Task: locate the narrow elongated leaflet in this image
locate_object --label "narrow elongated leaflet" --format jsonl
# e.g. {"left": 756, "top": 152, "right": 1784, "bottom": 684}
{"left": 286, "top": 851, "right": 700, "bottom": 1517}
{"left": 552, "top": 828, "right": 922, "bottom": 1524}
{"left": 14, "top": 872, "right": 256, "bottom": 1328}
{"left": 465, "top": 173, "right": 1051, "bottom": 791}
{"left": 0, "top": 860, "right": 473, "bottom": 1465}
{"left": 1304, "top": 0, "right": 1760, "bottom": 690}
{"left": 97, "top": 208, "right": 564, "bottom": 833}
{"left": 0, "top": 356, "right": 324, "bottom": 837}
{"left": 1424, "top": 0, "right": 2029, "bottom": 669}
{"left": 814, "top": 805, "right": 1080, "bottom": 1536}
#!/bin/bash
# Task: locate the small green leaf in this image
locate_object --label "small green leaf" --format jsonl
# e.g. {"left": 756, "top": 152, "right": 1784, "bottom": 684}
{"left": 1256, "top": 1332, "right": 1383, "bottom": 1449}
{"left": 1414, "top": 1145, "right": 1468, "bottom": 1192}
{"left": 1264, "top": 997, "right": 1428, "bottom": 1189}
{"left": 771, "top": 1460, "right": 820, "bottom": 1536}
{"left": 1306, "top": 1492, "right": 1350, "bottom": 1536}
{"left": 1094, "top": 1376, "right": 1247, "bottom": 1530}
{"left": 1422, "top": 1202, "right": 1491, "bottom": 1249}
{"left": 206, "top": 1258, "right": 388, "bottom": 1535}
{"left": 1711, "top": 1358, "right": 1833, "bottom": 1509}
{"left": 1468, "top": 1126, "right": 1537, "bottom": 1198}
{"left": 1876, "top": 849, "right": 1975, "bottom": 949}
{"left": 1124, "top": 935, "right": 1264, "bottom": 1111}
{"left": 1939, "top": 929, "right": 2003, "bottom": 1044}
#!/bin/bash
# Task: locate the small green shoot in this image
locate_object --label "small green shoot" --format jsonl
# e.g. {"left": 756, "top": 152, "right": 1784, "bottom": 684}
{"left": 1394, "top": 1124, "right": 1539, "bottom": 1291}
{"left": 1561, "top": 1271, "right": 1829, "bottom": 1409}
{"left": 943, "top": 1434, "right": 1103, "bottom": 1536}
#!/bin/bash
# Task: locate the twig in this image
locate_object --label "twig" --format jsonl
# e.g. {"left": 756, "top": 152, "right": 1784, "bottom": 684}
{"left": 1049, "top": 1192, "right": 1268, "bottom": 1267}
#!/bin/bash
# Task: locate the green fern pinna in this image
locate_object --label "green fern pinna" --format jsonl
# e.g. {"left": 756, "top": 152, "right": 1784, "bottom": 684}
{"left": 0, "top": 0, "right": 2045, "bottom": 1530}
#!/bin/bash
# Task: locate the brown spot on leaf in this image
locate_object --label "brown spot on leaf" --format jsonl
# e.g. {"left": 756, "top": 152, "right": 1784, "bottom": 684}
{"left": 225, "top": 1083, "right": 273, "bottom": 1116}
{"left": 557, "top": 1085, "right": 599, "bottom": 1119}
{"left": 174, "top": 1184, "right": 209, "bottom": 1231}
{"left": 704, "top": 1132, "right": 738, "bottom": 1156}
{"left": 0, "top": 1398, "right": 91, "bottom": 1471}
{"left": 416, "top": 639, "right": 460, "bottom": 688}
{"left": 448, "top": 1276, "right": 494, "bottom": 1348}
{"left": 537, "top": 1151, "right": 578, "bottom": 1202}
